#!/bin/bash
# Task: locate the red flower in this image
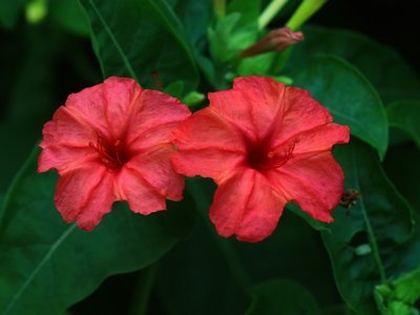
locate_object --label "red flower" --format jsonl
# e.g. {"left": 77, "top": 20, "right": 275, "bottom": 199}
{"left": 172, "top": 76, "right": 350, "bottom": 242}
{"left": 38, "top": 76, "right": 190, "bottom": 230}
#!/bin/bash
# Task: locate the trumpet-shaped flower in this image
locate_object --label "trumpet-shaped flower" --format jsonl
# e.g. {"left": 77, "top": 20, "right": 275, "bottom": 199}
{"left": 172, "top": 76, "right": 349, "bottom": 242}
{"left": 38, "top": 76, "right": 190, "bottom": 230}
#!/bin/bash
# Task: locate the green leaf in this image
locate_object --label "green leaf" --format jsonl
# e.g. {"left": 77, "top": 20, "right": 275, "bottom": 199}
{"left": 78, "top": 0, "right": 198, "bottom": 90}
{"left": 208, "top": 12, "right": 257, "bottom": 64}
{"left": 182, "top": 91, "right": 205, "bottom": 107}
{"left": 183, "top": 179, "right": 340, "bottom": 309}
{"left": 322, "top": 140, "right": 415, "bottom": 315}
{"left": 287, "top": 25, "right": 420, "bottom": 104}
{"left": 387, "top": 100, "right": 420, "bottom": 148}
{"left": 294, "top": 54, "right": 388, "bottom": 159}
{"left": 245, "top": 279, "right": 322, "bottom": 315}
{"left": 172, "top": 0, "right": 212, "bottom": 47}
{"left": 375, "top": 266, "right": 420, "bottom": 315}
{"left": 287, "top": 203, "right": 329, "bottom": 231}
{"left": 0, "top": 148, "right": 194, "bottom": 315}
{"left": 238, "top": 52, "right": 276, "bottom": 76}
{"left": 164, "top": 80, "right": 185, "bottom": 99}
{"left": 155, "top": 180, "right": 249, "bottom": 315}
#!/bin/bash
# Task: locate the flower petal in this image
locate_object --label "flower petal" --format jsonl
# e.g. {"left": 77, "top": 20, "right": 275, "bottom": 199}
{"left": 172, "top": 108, "right": 246, "bottom": 182}
{"left": 208, "top": 89, "right": 257, "bottom": 141}
{"left": 65, "top": 76, "right": 142, "bottom": 140}
{"left": 267, "top": 151, "right": 344, "bottom": 222}
{"left": 129, "top": 121, "right": 181, "bottom": 152}
{"left": 209, "top": 168, "right": 286, "bottom": 242}
{"left": 117, "top": 167, "right": 166, "bottom": 215}
{"left": 173, "top": 108, "right": 246, "bottom": 151}
{"left": 101, "top": 76, "right": 142, "bottom": 139}
{"left": 172, "top": 148, "right": 244, "bottom": 184}
{"left": 271, "top": 123, "right": 350, "bottom": 157}
{"left": 127, "top": 144, "right": 184, "bottom": 201}
{"left": 38, "top": 145, "right": 95, "bottom": 173}
{"left": 270, "top": 87, "right": 333, "bottom": 146}
{"left": 232, "top": 76, "right": 287, "bottom": 139}
{"left": 40, "top": 106, "right": 95, "bottom": 147}
{"left": 126, "top": 89, "right": 191, "bottom": 145}
{"left": 75, "top": 172, "right": 115, "bottom": 231}
{"left": 54, "top": 163, "right": 114, "bottom": 230}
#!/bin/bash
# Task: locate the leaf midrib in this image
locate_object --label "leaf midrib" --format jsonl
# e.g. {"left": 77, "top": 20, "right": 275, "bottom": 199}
{"left": 3, "top": 225, "right": 77, "bottom": 314}
{"left": 351, "top": 149, "right": 386, "bottom": 283}
{"left": 86, "top": 0, "right": 197, "bottom": 86}
{"left": 87, "top": 0, "right": 139, "bottom": 81}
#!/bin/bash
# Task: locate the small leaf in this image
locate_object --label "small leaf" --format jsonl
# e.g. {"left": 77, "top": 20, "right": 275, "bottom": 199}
{"left": 182, "top": 91, "right": 205, "bottom": 107}
{"left": 238, "top": 53, "right": 276, "bottom": 76}
{"left": 0, "top": 148, "right": 194, "bottom": 315}
{"left": 208, "top": 12, "right": 257, "bottom": 64}
{"left": 322, "top": 140, "right": 415, "bottom": 315}
{"left": 295, "top": 54, "right": 388, "bottom": 159}
{"left": 387, "top": 100, "right": 420, "bottom": 148}
{"left": 375, "top": 266, "right": 420, "bottom": 315}
{"left": 164, "top": 80, "right": 185, "bottom": 99}
{"left": 245, "top": 279, "right": 322, "bottom": 315}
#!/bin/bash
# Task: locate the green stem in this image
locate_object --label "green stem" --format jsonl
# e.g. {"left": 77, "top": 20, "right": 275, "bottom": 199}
{"left": 258, "top": 0, "right": 289, "bottom": 29}
{"left": 129, "top": 266, "right": 157, "bottom": 315}
{"left": 213, "top": 0, "right": 226, "bottom": 19}
{"left": 286, "top": 0, "right": 327, "bottom": 30}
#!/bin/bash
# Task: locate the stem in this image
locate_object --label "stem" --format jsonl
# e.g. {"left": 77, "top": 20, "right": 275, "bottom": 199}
{"left": 258, "top": 0, "right": 289, "bottom": 29}
{"left": 286, "top": 0, "right": 327, "bottom": 30}
{"left": 213, "top": 0, "right": 226, "bottom": 19}
{"left": 129, "top": 266, "right": 157, "bottom": 315}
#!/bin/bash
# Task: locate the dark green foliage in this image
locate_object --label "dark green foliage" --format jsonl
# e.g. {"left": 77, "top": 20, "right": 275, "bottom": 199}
{"left": 0, "top": 1, "right": 419, "bottom": 315}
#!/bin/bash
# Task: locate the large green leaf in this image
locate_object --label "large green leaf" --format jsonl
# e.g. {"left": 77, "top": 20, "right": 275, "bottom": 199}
{"left": 78, "top": 0, "right": 198, "bottom": 90}
{"left": 172, "top": 0, "right": 212, "bottom": 47}
{"left": 322, "top": 140, "right": 416, "bottom": 315}
{"left": 0, "top": 149, "right": 194, "bottom": 315}
{"left": 155, "top": 178, "right": 250, "bottom": 315}
{"left": 294, "top": 55, "right": 388, "bottom": 159}
{"left": 287, "top": 25, "right": 420, "bottom": 104}
{"left": 245, "top": 279, "right": 322, "bottom": 315}
{"left": 387, "top": 100, "right": 420, "bottom": 148}
{"left": 156, "top": 178, "right": 340, "bottom": 314}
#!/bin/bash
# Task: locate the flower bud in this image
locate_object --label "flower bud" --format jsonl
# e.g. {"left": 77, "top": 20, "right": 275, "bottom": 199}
{"left": 240, "top": 27, "right": 304, "bottom": 58}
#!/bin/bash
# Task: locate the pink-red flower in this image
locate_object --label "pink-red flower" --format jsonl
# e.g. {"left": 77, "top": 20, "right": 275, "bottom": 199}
{"left": 172, "top": 76, "right": 350, "bottom": 242}
{"left": 38, "top": 76, "right": 190, "bottom": 230}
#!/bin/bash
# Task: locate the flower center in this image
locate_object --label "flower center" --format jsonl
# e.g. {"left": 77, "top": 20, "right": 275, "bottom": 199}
{"left": 90, "top": 136, "right": 131, "bottom": 170}
{"left": 245, "top": 139, "right": 295, "bottom": 171}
